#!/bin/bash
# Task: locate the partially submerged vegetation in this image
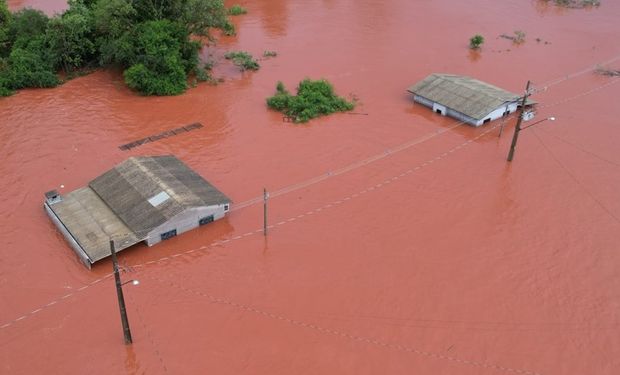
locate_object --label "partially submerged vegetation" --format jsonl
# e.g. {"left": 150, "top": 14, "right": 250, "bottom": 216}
{"left": 0, "top": 0, "right": 235, "bottom": 97}
{"left": 469, "top": 34, "right": 484, "bottom": 49}
{"left": 263, "top": 50, "right": 278, "bottom": 58}
{"left": 224, "top": 51, "right": 260, "bottom": 71}
{"left": 501, "top": 30, "right": 526, "bottom": 44}
{"left": 545, "top": 0, "right": 600, "bottom": 8}
{"left": 266, "top": 79, "right": 355, "bottom": 123}
{"left": 595, "top": 66, "right": 620, "bottom": 76}
{"left": 228, "top": 5, "right": 247, "bottom": 15}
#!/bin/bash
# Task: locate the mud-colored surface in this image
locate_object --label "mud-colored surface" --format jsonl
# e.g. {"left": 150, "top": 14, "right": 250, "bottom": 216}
{"left": 2, "top": 1, "right": 620, "bottom": 374}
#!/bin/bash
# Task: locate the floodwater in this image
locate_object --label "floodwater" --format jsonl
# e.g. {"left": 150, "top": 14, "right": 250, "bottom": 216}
{"left": 1, "top": 1, "right": 620, "bottom": 374}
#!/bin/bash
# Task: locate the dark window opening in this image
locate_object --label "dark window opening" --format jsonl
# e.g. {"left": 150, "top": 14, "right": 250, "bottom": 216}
{"left": 436, "top": 109, "right": 442, "bottom": 114}
{"left": 160, "top": 229, "right": 177, "bottom": 241}
{"left": 199, "top": 215, "right": 214, "bottom": 226}
{"left": 224, "top": 204, "right": 229, "bottom": 212}
{"left": 483, "top": 118, "right": 491, "bottom": 124}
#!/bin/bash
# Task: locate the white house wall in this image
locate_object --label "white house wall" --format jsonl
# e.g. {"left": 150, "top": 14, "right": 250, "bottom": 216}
{"left": 146, "top": 204, "right": 228, "bottom": 246}
{"left": 474, "top": 102, "right": 518, "bottom": 126}
{"left": 415, "top": 94, "right": 519, "bottom": 127}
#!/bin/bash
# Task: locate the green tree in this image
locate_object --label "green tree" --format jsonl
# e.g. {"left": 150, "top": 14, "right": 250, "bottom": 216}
{"left": 45, "top": 2, "right": 96, "bottom": 72}
{"left": 7, "top": 8, "right": 49, "bottom": 48}
{"left": 131, "top": 0, "right": 232, "bottom": 36}
{"left": 0, "top": 0, "right": 10, "bottom": 56}
{"left": 122, "top": 20, "right": 188, "bottom": 95}
{"left": 91, "top": 0, "right": 136, "bottom": 64}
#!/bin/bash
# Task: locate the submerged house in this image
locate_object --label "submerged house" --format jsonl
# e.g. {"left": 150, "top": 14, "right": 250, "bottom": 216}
{"left": 408, "top": 74, "right": 535, "bottom": 127}
{"left": 44, "top": 156, "right": 231, "bottom": 268}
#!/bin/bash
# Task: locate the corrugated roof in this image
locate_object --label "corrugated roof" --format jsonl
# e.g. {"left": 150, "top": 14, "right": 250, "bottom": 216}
{"left": 89, "top": 155, "right": 230, "bottom": 237}
{"left": 408, "top": 74, "right": 527, "bottom": 120}
{"left": 48, "top": 187, "right": 141, "bottom": 263}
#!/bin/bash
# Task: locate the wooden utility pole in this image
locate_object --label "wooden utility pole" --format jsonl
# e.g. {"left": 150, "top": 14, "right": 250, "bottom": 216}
{"left": 507, "top": 81, "right": 532, "bottom": 162}
{"left": 263, "top": 188, "right": 268, "bottom": 236}
{"left": 110, "top": 240, "right": 133, "bottom": 344}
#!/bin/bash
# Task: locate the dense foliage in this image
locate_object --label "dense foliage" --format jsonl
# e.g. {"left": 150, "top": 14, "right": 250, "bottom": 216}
{"left": 0, "top": 0, "right": 234, "bottom": 96}
{"left": 224, "top": 51, "right": 259, "bottom": 71}
{"left": 266, "top": 79, "right": 355, "bottom": 123}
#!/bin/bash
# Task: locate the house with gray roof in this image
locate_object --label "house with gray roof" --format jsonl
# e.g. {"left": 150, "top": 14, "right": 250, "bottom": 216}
{"left": 408, "top": 74, "right": 535, "bottom": 126}
{"left": 44, "top": 156, "right": 231, "bottom": 268}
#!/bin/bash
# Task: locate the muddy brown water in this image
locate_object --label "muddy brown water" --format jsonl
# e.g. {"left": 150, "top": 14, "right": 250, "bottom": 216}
{"left": 1, "top": 1, "right": 620, "bottom": 374}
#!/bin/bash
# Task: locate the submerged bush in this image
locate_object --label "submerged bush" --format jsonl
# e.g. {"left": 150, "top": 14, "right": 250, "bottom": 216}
{"left": 266, "top": 79, "right": 355, "bottom": 123}
{"left": 469, "top": 34, "right": 484, "bottom": 49}
{"left": 263, "top": 50, "right": 277, "bottom": 57}
{"left": 228, "top": 5, "right": 247, "bottom": 15}
{"left": 224, "top": 51, "right": 259, "bottom": 71}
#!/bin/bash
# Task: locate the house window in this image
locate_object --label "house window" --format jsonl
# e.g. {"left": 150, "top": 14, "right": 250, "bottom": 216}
{"left": 199, "top": 215, "right": 214, "bottom": 226}
{"left": 160, "top": 229, "right": 177, "bottom": 241}
{"left": 483, "top": 118, "right": 491, "bottom": 124}
{"left": 224, "top": 204, "right": 229, "bottom": 212}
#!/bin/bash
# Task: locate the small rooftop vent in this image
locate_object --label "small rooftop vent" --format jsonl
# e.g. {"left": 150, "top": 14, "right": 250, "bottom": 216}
{"left": 45, "top": 190, "right": 62, "bottom": 205}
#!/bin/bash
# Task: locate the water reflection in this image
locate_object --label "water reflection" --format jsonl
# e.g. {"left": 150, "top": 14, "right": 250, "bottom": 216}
{"left": 124, "top": 345, "right": 141, "bottom": 375}
{"left": 467, "top": 49, "right": 482, "bottom": 62}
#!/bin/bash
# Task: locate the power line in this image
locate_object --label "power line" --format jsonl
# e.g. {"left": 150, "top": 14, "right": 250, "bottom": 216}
{"left": 531, "top": 53, "right": 620, "bottom": 93}
{"left": 537, "top": 127, "right": 620, "bottom": 169}
{"left": 538, "top": 77, "right": 620, "bottom": 109}
{"left": 144, "top": 272, "right": 542, "bottom": 375}
{"left": 532, "top": 129, "right": 620, "bottom": 225}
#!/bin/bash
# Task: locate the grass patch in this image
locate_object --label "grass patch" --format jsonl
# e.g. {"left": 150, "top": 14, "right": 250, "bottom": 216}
{"left": 263, "top": 50, "right": 278, "bottom": 58}
{"left": 228, "top": 5, "right": 247, "bottom": 16}
{"left": 266, "top": 79, "right": 355, "bottom": 123}
{"left": 224, "top": 51, "right": 260, "bottom": 71}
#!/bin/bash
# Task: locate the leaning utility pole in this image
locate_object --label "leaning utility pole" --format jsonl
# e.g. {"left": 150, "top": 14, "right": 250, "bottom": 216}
{"left": 110, "top": 240, "right": 133, "bottom": 344}
{"left": 507, "top": 80, "right": 532, "bottom": 162}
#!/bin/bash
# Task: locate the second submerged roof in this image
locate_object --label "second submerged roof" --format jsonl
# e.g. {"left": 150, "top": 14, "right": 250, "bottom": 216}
{"left": 408, "top": 74, "right": 534, "bottom": 120}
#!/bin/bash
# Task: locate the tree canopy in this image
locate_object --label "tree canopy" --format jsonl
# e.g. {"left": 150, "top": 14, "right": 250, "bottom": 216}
{"left": 0, "top": 0, "right": 234, "bottom": 96}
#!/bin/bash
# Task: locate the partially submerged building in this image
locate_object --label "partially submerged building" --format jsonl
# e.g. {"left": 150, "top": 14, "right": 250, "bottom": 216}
{"left": 44, "top": 156, "right": 231, "bottom": 268}
{"left": 408, "top": 74, "right": 535, "bottom": 126}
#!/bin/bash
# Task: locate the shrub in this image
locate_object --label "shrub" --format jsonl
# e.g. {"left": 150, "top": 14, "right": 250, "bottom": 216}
{"left": 5, "top": 38, "right": 59, "bottom": 89}
{"left": 469, "top": 34, "right": 484, "bottom": 49}
{"left": 266, "top": 79, "right": 355, "bottom": 123}
{"left": 124, "top": 58, "right": 186, "bottom": 95}
{"left": 228, "top": 5, "right": 247, "bottom": 15}
{"left": 263, "top": 50, "right": 277, "bottom": 57}
{"left": 224, "top": 51, "right": 259, "bottom": 71}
